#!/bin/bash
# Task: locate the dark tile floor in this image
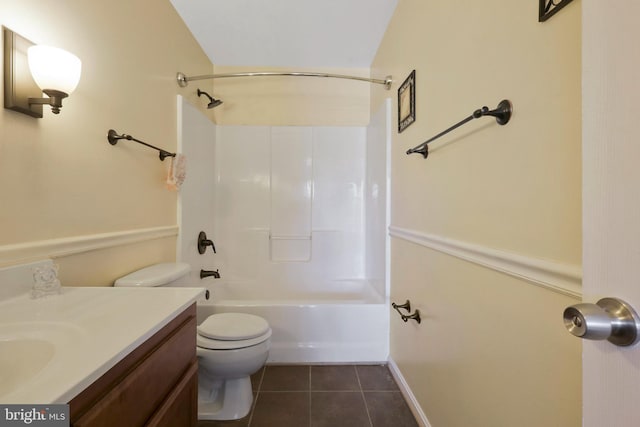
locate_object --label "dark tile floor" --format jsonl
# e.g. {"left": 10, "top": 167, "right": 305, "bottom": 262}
{"left": 197, "top": 364, "right": 418, "bottom": 427}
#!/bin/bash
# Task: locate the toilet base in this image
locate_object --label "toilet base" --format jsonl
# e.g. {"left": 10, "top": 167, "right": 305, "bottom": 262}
{"left": 198, "top": 376, "right": 253, "bottom": 420}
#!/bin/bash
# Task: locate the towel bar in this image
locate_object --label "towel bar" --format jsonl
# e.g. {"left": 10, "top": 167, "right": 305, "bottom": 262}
{"left": 406, "top": 99, "right": 513, "bottom": 159}
{"left": 107, "top": 129, "right": 176, "bottom": 161}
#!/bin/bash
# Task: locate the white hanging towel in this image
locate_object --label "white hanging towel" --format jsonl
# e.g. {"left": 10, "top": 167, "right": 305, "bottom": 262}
{"left": 166, "top": 153, "right": 186, "bottom": 191}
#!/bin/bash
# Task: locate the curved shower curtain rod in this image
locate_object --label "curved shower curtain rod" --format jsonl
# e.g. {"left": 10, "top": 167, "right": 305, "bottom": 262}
{"left": 176, "top": 71, "right": 393, "bottom": 90}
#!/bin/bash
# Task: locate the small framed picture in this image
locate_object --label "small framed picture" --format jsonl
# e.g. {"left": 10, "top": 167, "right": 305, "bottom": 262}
{"left": 539, "top": 0, "right": 574, "bottom": 22}
{"left": 398, "top": 70, "right": 416, "bottom": 133}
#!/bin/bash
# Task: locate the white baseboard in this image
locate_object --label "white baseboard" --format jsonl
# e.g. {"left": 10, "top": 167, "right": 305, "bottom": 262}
{"left": 387, "top": 357, "right": 432, "bottom": 427}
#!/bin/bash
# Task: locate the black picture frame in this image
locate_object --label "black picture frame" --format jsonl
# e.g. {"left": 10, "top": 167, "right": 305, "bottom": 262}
{"left": 539, "top": 0, "right": 574, "bottom": 22}
{"left": 398, "top": 70, "right": 415, "bottom": 133}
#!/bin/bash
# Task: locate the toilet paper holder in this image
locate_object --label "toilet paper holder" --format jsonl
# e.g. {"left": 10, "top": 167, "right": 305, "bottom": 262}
{"left": 563, "top": 297, "right": 640, "bottom": 347}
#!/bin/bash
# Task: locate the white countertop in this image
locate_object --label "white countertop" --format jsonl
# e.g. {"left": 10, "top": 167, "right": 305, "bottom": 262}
{"left": 0, "top": 286, "right": 205, "bottom": 404}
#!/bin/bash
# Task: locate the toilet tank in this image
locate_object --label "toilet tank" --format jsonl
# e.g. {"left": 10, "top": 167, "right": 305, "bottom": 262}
{"left": 114, "top": 262, "right": 191, "bottom": 287}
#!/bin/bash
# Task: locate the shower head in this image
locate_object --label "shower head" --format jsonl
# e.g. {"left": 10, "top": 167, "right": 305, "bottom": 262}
{"left": 206, "top": 97, "right": 223, "bottom": 109}
{"left": 197, "top": 89, "right": 223, "bottom": 109}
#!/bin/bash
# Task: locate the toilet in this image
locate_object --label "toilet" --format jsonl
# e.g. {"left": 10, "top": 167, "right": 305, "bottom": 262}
{"left": 114, "top": 262, "right": 271, "bottom": 421}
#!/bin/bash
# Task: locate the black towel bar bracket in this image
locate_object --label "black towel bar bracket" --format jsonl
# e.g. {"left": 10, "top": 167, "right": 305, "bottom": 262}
{"left": 392, "top": 300, "right": 422, "bottom": 324}
{"left": 406, "top": 99, "right": 513, "bottom": 159}
{"left": 107, "top": 129, "right": 176, "bottom": 161}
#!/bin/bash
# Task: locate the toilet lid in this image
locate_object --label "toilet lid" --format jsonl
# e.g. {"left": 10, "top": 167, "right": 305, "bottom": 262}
{"left": 113, "top": 262, "right": 190, "bottom": 287}
{"left": 197, "top": 313, "right": 270, "bottom": 341}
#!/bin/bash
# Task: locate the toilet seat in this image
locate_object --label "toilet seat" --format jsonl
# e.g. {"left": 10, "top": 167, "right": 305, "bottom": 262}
{"left": 197, "top": 313, "right": 272, "bottom": 350}
{"left": 197, "top": 330, "right": 271, "bottom": 350}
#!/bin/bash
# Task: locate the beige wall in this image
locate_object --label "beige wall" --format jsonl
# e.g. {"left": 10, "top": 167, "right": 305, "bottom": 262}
{"left": 372, "top": 1, "right": 582, "bottom": 426}
{"left": 0, "top": 0, "right": 214, "bottom": 284}
{"left": 1, "top": 0, "right": 583, "bottom": 421}
{"left": 211, "top": 65, "right": 371, "bottom": 126}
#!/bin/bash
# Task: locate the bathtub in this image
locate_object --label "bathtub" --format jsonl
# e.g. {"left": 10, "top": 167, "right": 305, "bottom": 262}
{"left": 196, "top": 280, "right": 389, "bottom": 363}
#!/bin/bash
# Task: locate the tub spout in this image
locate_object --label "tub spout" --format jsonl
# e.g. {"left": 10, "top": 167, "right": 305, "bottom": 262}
{"left": 200, "top": 269, "right": 220, "bottom": 279}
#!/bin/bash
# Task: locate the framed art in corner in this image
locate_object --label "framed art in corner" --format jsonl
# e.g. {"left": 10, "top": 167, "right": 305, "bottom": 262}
{"left": 398, "top": 70, "right": 415, "bottom": 133}
{"left": 539, "top": 0, "right": 574, "bottom": 22}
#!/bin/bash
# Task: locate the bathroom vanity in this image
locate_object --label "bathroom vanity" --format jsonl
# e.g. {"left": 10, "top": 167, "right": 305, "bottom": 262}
{"left": 0, "top": 262, "right": 204, "bottom": 426}
{"left": 69, "top": 304, "right": 198, "bottom": 426}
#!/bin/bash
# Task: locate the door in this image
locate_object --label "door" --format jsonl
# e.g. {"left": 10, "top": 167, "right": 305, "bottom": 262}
{"left": 582, "top": 1, "right": 640, "bottom": 426}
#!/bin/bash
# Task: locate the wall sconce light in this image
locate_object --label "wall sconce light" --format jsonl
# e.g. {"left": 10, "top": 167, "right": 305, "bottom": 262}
{"left": 3, "top": 27, "right": 81, "bottom": 118}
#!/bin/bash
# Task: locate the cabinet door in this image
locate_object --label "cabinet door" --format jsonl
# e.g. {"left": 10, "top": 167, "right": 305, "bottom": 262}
{"left": 146, "top": 361, "right": 198, "bottom": 427}
{"left": 71, "top": 307, "right": 197, "bottom": 427}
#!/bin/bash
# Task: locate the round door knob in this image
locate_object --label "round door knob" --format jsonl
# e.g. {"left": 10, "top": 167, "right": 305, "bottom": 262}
{"left": 571, "top": 316, "right": 582, "bottom": 328}
{"left": 563, "top": 297, "right": 640, "bottom": 347}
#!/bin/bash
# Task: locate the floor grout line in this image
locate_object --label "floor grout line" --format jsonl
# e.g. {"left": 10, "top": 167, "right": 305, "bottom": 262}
{"left": 355, "top": 366, "right": 375, "bottom": 427}
{"left": 308, "top": 366, "right": 312, "bottom": 427}
{"left": 246, "top": 367, "right": 265, "bottom": 427}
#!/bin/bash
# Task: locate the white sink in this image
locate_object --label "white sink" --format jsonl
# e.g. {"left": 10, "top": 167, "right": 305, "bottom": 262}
{"left": 0, "top": 339, "right": 54, "bottom": 397}
{"left": 0, "top": 321, "right": 85, "bottom": 399}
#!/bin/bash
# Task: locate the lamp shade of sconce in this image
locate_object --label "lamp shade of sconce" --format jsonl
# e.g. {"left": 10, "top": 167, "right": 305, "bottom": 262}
{"left": 28, "top": 45, "right": 81, "bottom": 95}
{"left": 3, "top": 27, "right": 82, "bottom": 118}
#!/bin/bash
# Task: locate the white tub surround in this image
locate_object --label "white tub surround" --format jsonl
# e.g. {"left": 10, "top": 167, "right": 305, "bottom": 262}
{"left": 270, "top": 127, "right": 314, "bottom": 262}
{"left": 211, "top": 125, "right": 367, "bottom": 288}
{"left": 0, "top": 261, "right": 205, "bottom": 404}
{"left": 176, "top": 101, "right": 391, "bottom": 364}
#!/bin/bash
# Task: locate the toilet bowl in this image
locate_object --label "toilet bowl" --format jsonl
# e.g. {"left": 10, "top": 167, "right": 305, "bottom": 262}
{"left": 196, "top": 312, "right": 271, "bottom": 420}
{"left": 114, "top": 263, "right": 271, "bottom": 420}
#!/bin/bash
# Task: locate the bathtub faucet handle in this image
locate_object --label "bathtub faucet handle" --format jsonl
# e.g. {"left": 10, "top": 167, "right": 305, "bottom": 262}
{"left": 200, "top": 269, "right": 221, "bottom": 279}
{"left": 198, "top": 231, "right": 217, "bottom": 254}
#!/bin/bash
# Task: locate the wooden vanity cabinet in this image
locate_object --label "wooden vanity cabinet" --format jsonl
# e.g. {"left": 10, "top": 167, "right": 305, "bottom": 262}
{"left": 69, "top": 304, "right": 198, "bottom": 427}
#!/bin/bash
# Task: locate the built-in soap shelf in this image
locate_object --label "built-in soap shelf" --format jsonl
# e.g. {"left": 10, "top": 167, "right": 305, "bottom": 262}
{"left": 269, "top": 234, "right": 312, "bottom": 262}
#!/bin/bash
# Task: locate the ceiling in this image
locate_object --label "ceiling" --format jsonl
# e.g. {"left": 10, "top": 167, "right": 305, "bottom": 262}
{"left": 169, "top": 0, "right": 398, "bottom": 68}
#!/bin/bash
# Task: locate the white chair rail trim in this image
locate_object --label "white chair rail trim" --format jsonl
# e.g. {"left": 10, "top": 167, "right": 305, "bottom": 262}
{"left": 0, "top": 225, "right": 178, "bottom": 266}
{"left": 389, "top": 226, "right": 582, "bottom": 299}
